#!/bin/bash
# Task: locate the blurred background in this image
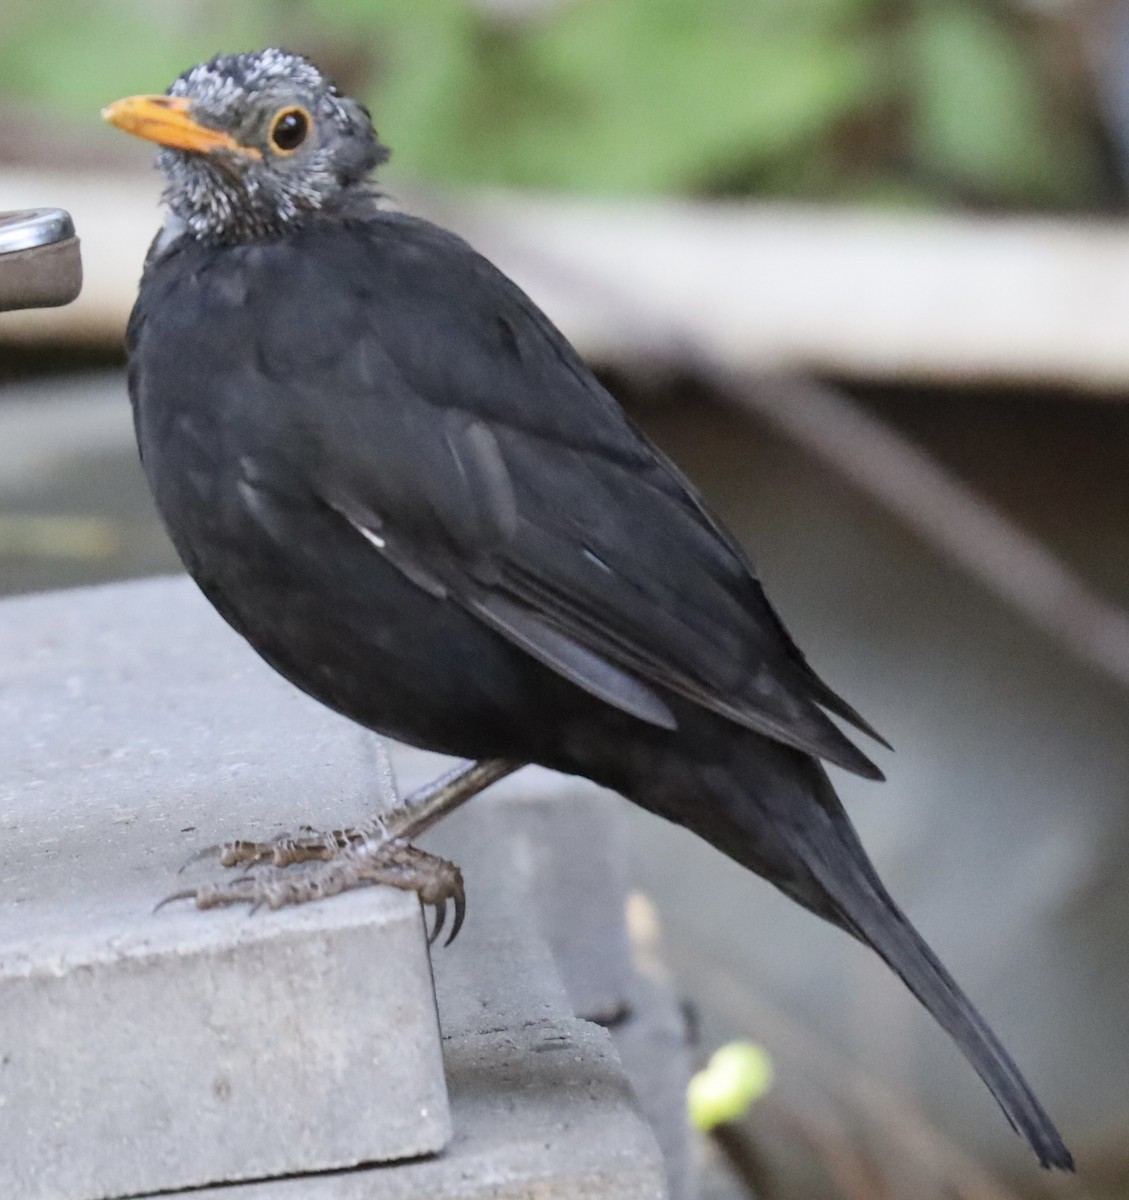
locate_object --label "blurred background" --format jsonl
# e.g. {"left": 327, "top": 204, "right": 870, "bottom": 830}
{"left": 3, "top": 1, "right": 1129, "bottom": 1197}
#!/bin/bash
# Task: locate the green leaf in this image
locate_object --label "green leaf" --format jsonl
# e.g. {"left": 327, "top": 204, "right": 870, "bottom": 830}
{"left": 0, "top": 0, "right": 1106, "bottom": 208}
{"left": 375, "top": 0, "right": 878, "bottom": 193}
{"left": 0, "top": 1, "right": 273, "bottom": 115}
{"left": 907, "top": 2, "right": 1097, "bottom": 205}
{"left": 688, "top": 1041, "right": 775, "bottom": 1131}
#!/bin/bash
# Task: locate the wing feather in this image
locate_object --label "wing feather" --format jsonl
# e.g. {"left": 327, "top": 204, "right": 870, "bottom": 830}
{"left": 273, "top": 215, "right": 886, "bottom": 778}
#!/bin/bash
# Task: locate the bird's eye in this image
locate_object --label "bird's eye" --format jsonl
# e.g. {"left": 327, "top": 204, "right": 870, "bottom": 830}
{"left": 270, "top": 107, "right": 311, "bottom": 154}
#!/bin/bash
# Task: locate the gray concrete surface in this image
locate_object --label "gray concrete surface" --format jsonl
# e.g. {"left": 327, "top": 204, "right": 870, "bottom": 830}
{"left": 609, "top": 967, "right": 696, "bottom": 1200}
{"left": 495, "top": 784, "right": 636, "bottom": 1024}
{"left": 114, "top": 781, "right": 669, "bottom": 1200}
{"left": 153, "top": 1016, "right": 665, "bottom": 1200}
{"left": 0, "top": 577, "right": 452, "bottom": 1200}
{"left": 0, "top": 575, "right": 672, "bottom": 1200}
{"left": 444, "top": 779, "right": 695, "bottom": 1199}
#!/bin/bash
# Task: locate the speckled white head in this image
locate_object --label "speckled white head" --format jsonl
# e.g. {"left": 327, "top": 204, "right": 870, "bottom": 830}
{"left": 108, "top": 49, "right": 389, "bottom": 245}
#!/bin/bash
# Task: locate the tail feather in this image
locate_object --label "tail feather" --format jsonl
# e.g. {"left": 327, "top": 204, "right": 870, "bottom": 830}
{"left": 603, "top": 705, "right": 1073, "bottom": 1169}
{"left": 779, "top": 774, "right": 1074, "bottom": 1171}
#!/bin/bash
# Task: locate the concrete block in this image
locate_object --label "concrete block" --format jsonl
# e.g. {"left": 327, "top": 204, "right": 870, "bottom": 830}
{"left": 429, "top": 777, "right": 692, "bottom": 1200}
{"left": 479, "top": 775, "right": 637, "bottom": 1023}
{"left": 426, "top": 771, "right": 694, "bottom": 1198}
{"left": 610, "top": 968, "right": 697, "bottom": 1200}
{"left": 0, "top": 578, "right": 451, "bottom": 1200}
{"left": 1, "top": 895, "right": 448, "bottom": 1200}
{"left": 128, "top": 790, "right": 668, "bottom": 1199}
{"left": 0, "top": 575, "right": 670, "bottom": 1200}
{"left": 137, "top": 1016, "right": 666, "bottom": 1200}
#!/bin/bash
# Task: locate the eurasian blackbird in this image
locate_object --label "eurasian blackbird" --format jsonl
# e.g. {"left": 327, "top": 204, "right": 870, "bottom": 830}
{"left": 105, "top": 49, "right": 1071, "bottom": 1169}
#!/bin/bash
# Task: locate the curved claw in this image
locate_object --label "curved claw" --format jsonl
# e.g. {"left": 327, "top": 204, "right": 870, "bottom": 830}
{"left": 154, "top": 887, "right": 199, "bottom": 913}
{"left": 427, "top": 898, "right": 447, "bottom": 946}
{"left": 446, "top": 882, "right": 466, "bottom": 947}
{"left": 178, "top": 844, "right": 222, "bottom": 874}
{"left": 178, "top": 839, "right": 275, "bottom": 873}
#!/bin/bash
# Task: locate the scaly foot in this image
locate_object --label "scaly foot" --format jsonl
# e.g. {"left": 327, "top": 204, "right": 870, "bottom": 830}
{"left": 160, "top": 758, "right": 522, "bottom": 943}
{"left": 161, "top": 837, "right": 466, "bottom": 944}
{"left": 189, "top": 818, "right": 392, "bottom": 870}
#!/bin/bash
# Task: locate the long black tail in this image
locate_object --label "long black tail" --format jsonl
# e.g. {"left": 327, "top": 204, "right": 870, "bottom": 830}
{"left": 788, "top": 773, "right": 1073, "bottom": 1170}
{"left": 627, "top": 730, "right": 1074, "bottom": 1170}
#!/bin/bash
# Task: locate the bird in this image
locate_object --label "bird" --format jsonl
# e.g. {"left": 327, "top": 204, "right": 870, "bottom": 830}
{"left": 104, "top": 49, "right": 1072, "bottom": 1170}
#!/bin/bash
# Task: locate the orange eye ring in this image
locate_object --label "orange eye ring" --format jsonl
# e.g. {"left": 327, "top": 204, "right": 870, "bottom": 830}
{"left": 270, "top": 106, "right": 311, "bottom": 154}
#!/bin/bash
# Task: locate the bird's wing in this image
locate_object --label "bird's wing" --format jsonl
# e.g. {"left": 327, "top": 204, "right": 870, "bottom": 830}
{"left": 271, "top": 215, "right": 886, "bottom": 778}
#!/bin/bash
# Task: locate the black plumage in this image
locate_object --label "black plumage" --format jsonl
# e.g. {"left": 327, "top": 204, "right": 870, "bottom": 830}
{"left": 108, "top": 49, "right": 1072, "bottom": 1169}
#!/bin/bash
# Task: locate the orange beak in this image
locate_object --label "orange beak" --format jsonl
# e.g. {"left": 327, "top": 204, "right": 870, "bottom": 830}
{"left": 101, "top": 94, "right": 260, "bottom": 158}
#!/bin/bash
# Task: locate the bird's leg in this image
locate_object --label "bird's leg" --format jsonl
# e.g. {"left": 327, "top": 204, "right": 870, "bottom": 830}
{"left": 195, "top": 758, "right": 523, "bottom": 869}
{"left": 381, "top": 758, "right": 524, "bottom": 839}
{"left": 162, "top": 758, "right": 524, "bottom": 937}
